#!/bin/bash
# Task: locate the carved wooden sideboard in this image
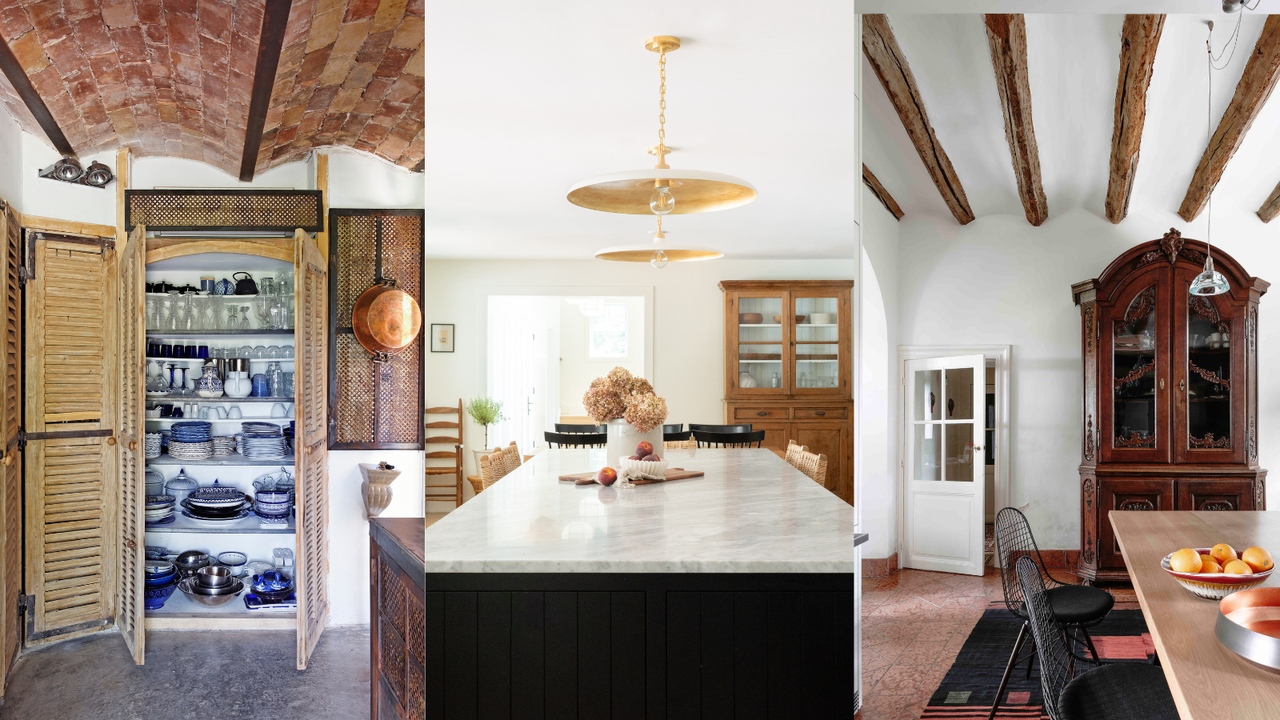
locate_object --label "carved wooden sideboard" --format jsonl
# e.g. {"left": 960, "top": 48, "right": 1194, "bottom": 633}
{"left": 1073, "top": 230, "right": 1268, "bottom": 583}
{"left": 371, "top": 518, "right": 425, "bottom": 719}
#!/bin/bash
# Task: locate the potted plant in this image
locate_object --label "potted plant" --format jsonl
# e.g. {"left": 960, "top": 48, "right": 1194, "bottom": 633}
{"left": 465, "top": 397, "right": 507, "bottom": 471}
{"left": 583, "top": 367, "right": 667, "bottom": 467}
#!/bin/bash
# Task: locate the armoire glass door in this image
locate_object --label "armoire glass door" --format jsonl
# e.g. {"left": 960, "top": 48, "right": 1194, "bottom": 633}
{"left": 1104, "top": 270, "right": 1171, "bottom": 463}
{"left": 733, "top": 292, "right": 787, "bottom": 394}
{"left": 1174, "top": 267, "right": 1245, "bottom": 464}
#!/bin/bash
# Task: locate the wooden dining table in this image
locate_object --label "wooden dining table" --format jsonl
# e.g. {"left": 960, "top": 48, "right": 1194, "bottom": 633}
{"left": 1111, "top": 510, "right": 1280, "bottom": 719}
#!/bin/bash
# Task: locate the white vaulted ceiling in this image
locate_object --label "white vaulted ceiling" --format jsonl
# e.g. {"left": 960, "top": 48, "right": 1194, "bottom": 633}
{"left": 424, "top": 1, "right": 858, "bottom": 260}
{"left": 861, "top": 11, "right": 1280, "bottom": 229}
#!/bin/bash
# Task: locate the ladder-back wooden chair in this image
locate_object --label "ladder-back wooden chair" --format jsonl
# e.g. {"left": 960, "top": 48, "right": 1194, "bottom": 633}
{"left": 424, "top": 400, "right": 464, "bottom": 508}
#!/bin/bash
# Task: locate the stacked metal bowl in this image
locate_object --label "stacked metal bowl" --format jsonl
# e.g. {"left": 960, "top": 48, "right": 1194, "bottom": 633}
{"left": 178, "top": 565, "right": 245, "bottom": 607}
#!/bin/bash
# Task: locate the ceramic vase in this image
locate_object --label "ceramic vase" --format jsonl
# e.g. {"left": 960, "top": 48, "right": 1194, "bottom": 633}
{"left": 195, "top": 365, "right": 224, "bottom": 397}
{"left": 358, "top": 463, "right": 401, "bottom": 519}
{"left": 605, "top": 418, "right": 663, "bottom": 469}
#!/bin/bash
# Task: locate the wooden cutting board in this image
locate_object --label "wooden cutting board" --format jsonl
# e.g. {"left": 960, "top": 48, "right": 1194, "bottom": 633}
{"left": 558, "top": 468, "right": 705, "bottom": 485}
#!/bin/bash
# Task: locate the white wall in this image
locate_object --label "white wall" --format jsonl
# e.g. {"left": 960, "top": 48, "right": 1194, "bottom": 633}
{"left": 423, "top": 258, "right": 858, "bottom": 509}
{"left": 858, "top": 186, "right": 901, "bottom": 561}
{"left": 0, "top": 112, "right": 21, "bottom": 212}
{"left": 558, "top": 296, "right": 646, "bottom": 418}
{"left": 21, "top": 132, "right": 115, "bottom": 225}
{"left": 132, "top": 154, "right": 313, "bottom": 190}
{"left": 328, "top": 150, "right": 424, "bottom": 209}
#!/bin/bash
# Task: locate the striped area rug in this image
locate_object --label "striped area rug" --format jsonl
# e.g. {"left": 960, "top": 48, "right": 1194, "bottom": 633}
{"left": 919, "top": 599, "right": 1151, "bottom": 720}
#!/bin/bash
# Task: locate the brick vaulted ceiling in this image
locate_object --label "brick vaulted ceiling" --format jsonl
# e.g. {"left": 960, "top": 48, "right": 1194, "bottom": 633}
{"left": 0, "top": 0, "right": 423, "bottom": 177}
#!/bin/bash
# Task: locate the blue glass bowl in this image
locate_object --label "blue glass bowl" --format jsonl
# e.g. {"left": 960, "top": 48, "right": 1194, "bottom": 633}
{"left": 145, "top": 581, "right": 179, "bottom": 609}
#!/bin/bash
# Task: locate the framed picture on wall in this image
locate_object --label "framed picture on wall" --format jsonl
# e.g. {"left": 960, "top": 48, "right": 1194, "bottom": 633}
{"left": 430, "top": 324, "right": 455, "bottom": 353}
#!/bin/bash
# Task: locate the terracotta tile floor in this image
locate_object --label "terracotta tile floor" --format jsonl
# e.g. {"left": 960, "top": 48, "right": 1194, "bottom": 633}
{"left": 854, "top": 567, "right": 1136, "bottom": 720}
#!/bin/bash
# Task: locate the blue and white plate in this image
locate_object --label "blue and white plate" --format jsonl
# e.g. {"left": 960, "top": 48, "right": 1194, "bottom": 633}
{"left": 181, "top": 508, "right": 251, "bottom": 522}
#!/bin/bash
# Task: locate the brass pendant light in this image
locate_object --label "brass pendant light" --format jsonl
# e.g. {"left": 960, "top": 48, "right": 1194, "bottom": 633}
{"left": 594, "top": 215, "right": 723, "bottom": 267}
{"left": 570, "top": 36, "right": 756, "bottom": 216}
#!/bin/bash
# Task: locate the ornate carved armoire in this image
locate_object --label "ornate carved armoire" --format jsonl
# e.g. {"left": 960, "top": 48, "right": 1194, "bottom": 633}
{"left": 1073, "top": 230, "right": 1268, "bottom": 583}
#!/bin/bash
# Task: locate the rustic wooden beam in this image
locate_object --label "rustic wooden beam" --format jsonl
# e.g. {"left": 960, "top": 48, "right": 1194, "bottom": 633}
{"left": 0, "top": 37, "right": 73, "bottom": 156}
{"left": 1259, "top": 181, "right": 1280, "bottom": 222}
{"left": 1106, "top": 15, "right": 1165, "bottom": 224}
{"left": 21, "top": 215, "right": 117, "bottom": 238}
{"left": 239, "top": 0, "right": 292, "bottom": 182}
{"left": 115, "top": 147, "right": 130, "bottom": 250}
{"left": 1179, "top": 15, "right": 1280, "bottom": 223}
{"left": 985, "top": 14, "right": 1048, "bottom": 226}
{"left": 862, "top": 15, "right": 975, "bottom": 225}
{"left": 862, "top": 164, "right": 904, "bottom": 220}
{"left": 315, "top": 152, "right": 330, "bottom": 258}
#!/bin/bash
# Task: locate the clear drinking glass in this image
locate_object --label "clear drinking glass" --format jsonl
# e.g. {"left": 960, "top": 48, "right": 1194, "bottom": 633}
{"left": 145, "top": 297, "right": 157, "bottom": 330}
{"left": 166, "top": 291, "right": 182, "bottom": 331}
{"left": 227, "top": 305, "right": 240, "bottom": 331}
{"left": 190, "top": 294, "right": 207, "bottom": 331}
{"left": 239, "top": 306, "right": 251, "bottom": 330}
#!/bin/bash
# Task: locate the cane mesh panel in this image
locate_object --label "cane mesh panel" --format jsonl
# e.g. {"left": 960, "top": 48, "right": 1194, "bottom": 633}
{"left": 126, "top": 191, "right": 322, "bottom": 231}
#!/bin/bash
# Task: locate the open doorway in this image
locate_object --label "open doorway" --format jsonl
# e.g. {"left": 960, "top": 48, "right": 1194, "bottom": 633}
{"left": 486, "top": 294, "right": 648, "bottom": 454}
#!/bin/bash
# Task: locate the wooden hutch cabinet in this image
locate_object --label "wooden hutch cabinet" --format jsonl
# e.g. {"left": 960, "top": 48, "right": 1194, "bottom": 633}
{"left": 719, "top": 280, "right": 854, "bottom": 503}
{"left": 1073, "top": 230, "right": 1268, "bottom": 583}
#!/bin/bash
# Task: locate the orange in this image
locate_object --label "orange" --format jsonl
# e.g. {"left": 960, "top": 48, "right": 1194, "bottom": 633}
{"left": 1223, "top": 560, "right": 1253, "bottom": 575}
{"left": 1210, "top": 543, "right": 1239, "bottom": 567}
{"left": 1169, "top": 548, "right": 1203, "bottom": 573}
{"left": 1200, "top": 557, "right": 1223, "bottom": 574}
{"left": 1242, "top": 547, "right": 1274, "bottom": 573}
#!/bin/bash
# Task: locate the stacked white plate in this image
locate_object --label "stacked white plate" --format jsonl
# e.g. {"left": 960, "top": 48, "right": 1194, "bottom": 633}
{"left": 144, "top": 433, "right": 162, "bottom": 459}
{"left": 211, "top": 436, "right": 237, "bottom": 456}
{"left": 144, "top": 494, "right": 176, "bottom": 526}
{"left": 168, "top": 440, "right": 213, "bottom": 460}
{"left": 240, "top": 437, "right": 287, "bottom": 460}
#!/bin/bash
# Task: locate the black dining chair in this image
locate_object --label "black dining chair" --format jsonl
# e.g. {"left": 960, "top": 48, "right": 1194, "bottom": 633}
{"left": 554, "top": 423, "right": 606, "bottom": 433}
{"left": 1015, "top": 557, "right": 1177, "bottom": 720}
{"left": 990, "top": 507, "right": 1114, "bottom": 720}
{"left": 692, "top": 429, "right": 766, "bottom": 448}
{"left": 544, "top": 431, "right": 607, "bottom": 448}
{"left": 663, "top": 430, "right": 692, "bottom": 442}
{"left": 662, "top": 423, "right": 683, "bottom": 434}
{"left": 689, "top": 423, "right": 752, "bottom": 433}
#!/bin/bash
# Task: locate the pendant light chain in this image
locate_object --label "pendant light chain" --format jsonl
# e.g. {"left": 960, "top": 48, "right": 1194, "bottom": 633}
{"left": 656, "top": 49, "right": 668, "bottom": 164}
{"left": 1206, "top": 30, "right": 1214, "bottom": 263}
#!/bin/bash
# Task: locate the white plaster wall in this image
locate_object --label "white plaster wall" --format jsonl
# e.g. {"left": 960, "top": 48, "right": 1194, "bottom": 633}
{"left": 328, "top": 150, "right": 424, "bottom": 209}
{"left": 132, "top": 154, "right": 313, "bottom": 190}
{"left": 0, "top": 113, "right": 21, "bottom": 212}
{"left": 558, "top": 296, "right": 646, "bottom": 418}
{"left": 858, "top": 186, "right": 901, "bottom": 561}
{"left": 423, "top": 258, "right": 858, "bottom": 511}
{"left": 20, "top": 132, "right": 115, "bottom": 225}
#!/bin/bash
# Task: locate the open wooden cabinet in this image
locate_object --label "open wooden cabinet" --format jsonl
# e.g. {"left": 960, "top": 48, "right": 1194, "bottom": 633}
{"left": 17, "top": 225, "right": 330, "bottom": 672}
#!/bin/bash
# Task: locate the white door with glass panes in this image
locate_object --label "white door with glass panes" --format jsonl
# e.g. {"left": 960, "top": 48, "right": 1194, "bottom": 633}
{"left": 903, "top": 354, "right": 986, "bottom": 575}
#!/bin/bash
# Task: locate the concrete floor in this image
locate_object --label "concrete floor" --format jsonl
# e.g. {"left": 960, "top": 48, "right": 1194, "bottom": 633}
{"left": 0, "top": 626, "right": 369, "bottom": 719}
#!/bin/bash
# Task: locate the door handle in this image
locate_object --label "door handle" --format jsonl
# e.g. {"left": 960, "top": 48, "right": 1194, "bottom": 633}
{"left": 815, "top": 410, "right": 826, "bottom": 416}
{"left": 1179, "top": 379, "right": 1186, "bottom": 392}
{"left": 757, "top": 411, "right": 767, "bottom": 417}
{"left": 106, "top": 436, "right": 116, "bottom": 446}
{"left": 1159, "top": 378, "right": 1165, "bottom": 391}
{"left": 128, "top": 440, "right": 137, "bottom": 451}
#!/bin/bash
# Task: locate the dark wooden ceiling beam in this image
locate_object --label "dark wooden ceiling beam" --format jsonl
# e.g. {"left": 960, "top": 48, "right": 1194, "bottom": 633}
{"left": 1258, "top": 181, "right": 1280, "bottom": 222}
{"left": 862, "top": 15, "right": 975, "bottom": 225}
{"left": 239, "top": 0, "right": 292, "bottom": 182}
{"left": 1106, "top": 15, "right": 1165, "bottom": 224}
{"left": 1179, "top": 15, "right": 1280, "bottom": 223}
{"left": 0, "top": 37, "right": 74, "bottom": 156}
{"left": 862, "top": 164, "right": 904, "bottom": 220}
{"left": 985, "top": 14, "right": 1047, "bottom": 226}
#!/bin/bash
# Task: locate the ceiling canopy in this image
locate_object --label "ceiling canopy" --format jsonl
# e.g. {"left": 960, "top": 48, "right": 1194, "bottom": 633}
{"left": 0, "top": 0, "right": 423, "bottom": 179}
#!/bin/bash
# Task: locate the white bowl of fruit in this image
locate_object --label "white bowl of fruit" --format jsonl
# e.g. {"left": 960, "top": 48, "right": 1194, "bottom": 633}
{"left": 1163, "top": 544, "right": 1274, "bottom": 600}
{"left": 617, "top": 441, "right": 668, "bottom": 478}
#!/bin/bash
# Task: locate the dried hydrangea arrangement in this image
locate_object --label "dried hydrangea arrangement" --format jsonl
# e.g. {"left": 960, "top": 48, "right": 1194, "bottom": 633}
{"left": 582, "top": 367, "right": 667, "bottom": 433}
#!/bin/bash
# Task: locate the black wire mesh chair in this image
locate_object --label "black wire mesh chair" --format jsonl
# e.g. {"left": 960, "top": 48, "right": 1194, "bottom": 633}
{"left": 544, "top": 431, "right": 607, "bottom": 448}
{"left": 989, "top": 508, "right": 1114, "bottom": 720}
{"left": 1016, "top": 557, "right": 1177, "bottom": 720}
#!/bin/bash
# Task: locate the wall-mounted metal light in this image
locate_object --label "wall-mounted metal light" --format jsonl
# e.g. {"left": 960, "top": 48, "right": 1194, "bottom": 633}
{"left": 37, "top": 156, "right": 113, "bottom": 188}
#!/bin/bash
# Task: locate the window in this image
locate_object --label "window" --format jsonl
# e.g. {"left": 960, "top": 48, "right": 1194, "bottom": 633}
{"left": 588, "top": 303, "right": 628, "bottom": 358}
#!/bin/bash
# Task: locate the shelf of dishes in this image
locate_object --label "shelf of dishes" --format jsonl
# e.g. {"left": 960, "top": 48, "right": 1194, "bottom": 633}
{"left": 147, "top": 330, "right": 295, "bottom": 338}
{"left": 145, "top": 513, "right": 296, "bottom": 534}
{"left": 147, "top": 396, "right": 294, "bottom": 403}
{"left": 146, "top": 453, "right": 295, "bottom": 467}
{"left": 144, "top": 545, "right": 298, "bottom": 616}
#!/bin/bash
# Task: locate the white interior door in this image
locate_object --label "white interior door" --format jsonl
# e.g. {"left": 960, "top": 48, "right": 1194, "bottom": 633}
{"left": 903, "top": 354, "right": 986, "bottom": 575}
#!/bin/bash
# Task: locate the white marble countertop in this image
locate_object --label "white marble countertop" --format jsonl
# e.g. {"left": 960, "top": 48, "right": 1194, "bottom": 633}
{"left": 421, "top": 447, "right": 861, "bottom": 574}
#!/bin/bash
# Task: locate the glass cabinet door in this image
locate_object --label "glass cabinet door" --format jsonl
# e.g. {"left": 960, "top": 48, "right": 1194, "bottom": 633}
{"left": 1175, "top": 267, "right": 1244, "bottom": 463}
{"left": 1104, "top": 273, "right": 1170, "bottom": 463}
{"left": 734, "top": 293, "right": 787, "bottom": 393}
{"left": 792, "top": 293, "right": 842, "bottom": 394}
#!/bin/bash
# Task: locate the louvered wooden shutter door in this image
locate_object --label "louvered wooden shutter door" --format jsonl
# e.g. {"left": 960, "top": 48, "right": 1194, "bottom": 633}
{"left": 0, "top": 203, "right": 22, "bottom": 688}
{"left": 25, "top": 235, "right": 116, "bottom": 640}
{"left": 115, "top": 226, "right": 145, "bottom": 664}
{"left": 295, "top": 230, "right": 330, "bottom": 669}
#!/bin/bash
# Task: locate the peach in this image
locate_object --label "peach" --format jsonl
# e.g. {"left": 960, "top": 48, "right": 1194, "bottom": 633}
{"left": 635, "top": 441, "right": 655, "bottom": 457}
{"left": 596, "top": 467, "right": 618, "bottom": 486}
{"left": 641, "top": 454, "right": 660, "bottom": 462}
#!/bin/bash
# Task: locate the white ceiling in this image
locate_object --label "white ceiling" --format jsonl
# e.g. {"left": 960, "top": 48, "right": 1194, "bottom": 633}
{"left": 861, "top": 12, "right": 1280, "bottom": 230}
{"left": 424, "top": 1, "right": 858, "bottom": 260}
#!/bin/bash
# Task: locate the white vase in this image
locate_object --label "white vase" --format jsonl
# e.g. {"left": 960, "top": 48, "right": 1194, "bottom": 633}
{"left": 605, "top": 418, "right": 664, "bottom": 469}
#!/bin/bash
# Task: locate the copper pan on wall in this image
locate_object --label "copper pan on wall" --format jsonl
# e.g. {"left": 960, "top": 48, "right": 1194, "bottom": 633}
{"left": 352, "top": 278, "right": 422, "bottom": 362}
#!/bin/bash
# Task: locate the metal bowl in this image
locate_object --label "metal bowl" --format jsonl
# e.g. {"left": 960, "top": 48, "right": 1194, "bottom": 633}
{"left": 1217, "top": 587, "right": 1280, "bottom": 670}
{"left": 195, "top": 565, "right": 234, "bottom": 588}
{"left": 178, "top": 578, "right": 243, "bottom": 606}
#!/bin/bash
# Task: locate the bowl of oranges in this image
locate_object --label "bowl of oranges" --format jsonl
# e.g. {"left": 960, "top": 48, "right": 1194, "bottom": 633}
{"left": 1162, "top": 544, "right": 1274, "bottom": 599}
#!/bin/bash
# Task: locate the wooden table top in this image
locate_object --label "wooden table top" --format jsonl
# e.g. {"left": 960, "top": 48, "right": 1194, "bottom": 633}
{"left": 1110, "top": 511, "right": 1280, "bottom": 719}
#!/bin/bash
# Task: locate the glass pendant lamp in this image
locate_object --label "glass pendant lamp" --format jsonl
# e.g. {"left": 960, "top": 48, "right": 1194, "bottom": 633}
{"left": 1191, "top": 22, "right": 1230, "bottom": 297}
